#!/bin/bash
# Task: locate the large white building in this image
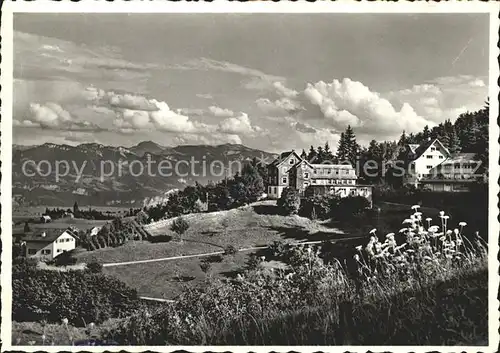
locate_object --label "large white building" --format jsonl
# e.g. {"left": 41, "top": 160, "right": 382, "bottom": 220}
{"left": 404, "top": 138, "right": 483, "bottom": 191}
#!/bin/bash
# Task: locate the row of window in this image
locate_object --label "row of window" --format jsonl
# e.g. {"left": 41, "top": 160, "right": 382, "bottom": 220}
{"left": 426, "top": 155, "right": 444, "bottom": 159}
{"left": 311, "top": 179, "right": 355, "bottom": 185}
{"left": 27, "top": 248, "right": 69, "bottom": 255}
{"left": 57, "top": 238, "right": 73, "bottom": 243}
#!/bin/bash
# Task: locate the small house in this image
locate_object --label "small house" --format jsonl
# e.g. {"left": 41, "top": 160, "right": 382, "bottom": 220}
{"left": 40, "top": 215, "right": 52, "bottom": 223}
{"left": 24, "top": 228, "right": 78, "bottom": 261}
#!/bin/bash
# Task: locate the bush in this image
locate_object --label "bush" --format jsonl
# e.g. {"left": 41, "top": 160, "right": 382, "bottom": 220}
{"left": 54, "top": 251, "right": 77, "bottom": 267}
{"left": 170, "top": 217, "right": 189, "bottom": 240}
{"left": 331, "top": 196, "right": 370, "bottom": 220}
{"left": 223, "top": 245, "right": 238, "bottom": 256}
{"left": 300, "top": 194, "right": 340, "bottom": 220}
{"left": 12, "top": 265, "right": 140, "bottom": 326}
{"left": 277, "top": 187, "right": 300, "bottom": 215}
{"left": 86, "top": 259, "right": 103, "bottom": 273}
{"left": 199, "top": 260, "right": 212, "bottom": 274}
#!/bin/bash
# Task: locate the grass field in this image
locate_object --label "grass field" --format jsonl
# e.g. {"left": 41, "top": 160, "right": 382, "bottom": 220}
{"left": 78, "top": 201, "right": 352, "bottom": 299}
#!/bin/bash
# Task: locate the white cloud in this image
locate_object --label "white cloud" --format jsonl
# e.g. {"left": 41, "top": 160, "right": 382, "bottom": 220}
{"left": 208, "top": 105, "right": 235, "bottom": 117}
{"left": 302, "top": 78, "right": 432, "bottom": 137}
{"left": 218, "top": 113, "right": 261, "bottom": 135}
{"left": 256, "top": 97, "right": 304, "bottom": 116}
{"left": 273, "top": 81, "right": 298, "bottom": 98}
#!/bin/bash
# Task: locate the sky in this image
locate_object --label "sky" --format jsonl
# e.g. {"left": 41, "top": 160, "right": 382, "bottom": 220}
{"left": 13, "top": 13, "right": 489, "bottom": 152}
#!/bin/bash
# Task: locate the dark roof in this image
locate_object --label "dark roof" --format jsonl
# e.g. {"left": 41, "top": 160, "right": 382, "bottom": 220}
{"left": 22, "top": 228, "right": 76, "bottom": 243}
{"left": 411, "top": 138, "right": 450, "bottom": 160}
{"left": 268, "top": 150, "right": 294, "bottom": 166}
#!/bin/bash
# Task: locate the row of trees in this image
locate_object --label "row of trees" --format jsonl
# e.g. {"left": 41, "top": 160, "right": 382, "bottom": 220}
{"left": 79, "top": 217, "right": 139, "bottom": 251}
{"left": 277, "top": 187, "right": 370, "bottom": 220}
{"left": 144, "top": 161, "right": 266, "bottom": 223}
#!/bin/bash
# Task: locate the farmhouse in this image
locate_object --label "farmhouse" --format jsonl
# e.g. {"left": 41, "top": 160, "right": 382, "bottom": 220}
{"left": 23, "top": 228, "right": 77, "bottom": 261}
{"left": 267, "top": 150, "right": 372, "bottom": 201}
{"left": 404, "top": 138, "right": 483, "bottom": 191}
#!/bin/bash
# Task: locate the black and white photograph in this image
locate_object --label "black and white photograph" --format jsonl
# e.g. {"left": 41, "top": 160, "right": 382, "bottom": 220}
{"left": 1, "top": 2, "right": 499, "bottom": 350}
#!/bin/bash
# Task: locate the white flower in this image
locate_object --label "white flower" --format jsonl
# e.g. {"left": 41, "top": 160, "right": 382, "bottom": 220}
{"left": 260, "top": 255, "right": 266, "bottom": 261}
{"left": 426, "top": 217, "right": 432, "bottom": 222}
{"left": 355, "top": 245, "right": 362, "bottom": 251}
{"left": 402, "top": 219, "right": 414, "bottom": 224}
{"left": 439, "top": 211, "right": 445, "bottom": 216}
{"left": 385, "top": 233, "right": 395, "bottom": 239}
{"left": 446, "top": 230, "right": 453, "bottom": 235}
{"left": 369, "top": 228, "right": 377, "bottom": 235}
{"left": 41, "top": 335, "right": 46, "bottom": 341}
{"left": 453, "top": 228, "right": 459, "bottom": 235}
{"left": 399, "top": 228, "right": 408, "bottom": 233}
{"left": 62, "top": 318, "right": 68, "bottom": 325}
{"left": 443, "top": 215, "right": 450, "bottom": 220}
{"left": 353, "top": 254, "right": 360, "bottom": 262}
{"left": 459, "top": 221, "right": 467, "bottom": 227}
{"left": 414, "top": 212, "right": 422, "bottom": 216}
{"left": 89, "top": 322, "right": 95, "bottom": 329}
{"left": 428, "top": 225, "right": 439, "bottom": 232}
{"left": 411, "top": 205, "right": 420, "bottom": 210}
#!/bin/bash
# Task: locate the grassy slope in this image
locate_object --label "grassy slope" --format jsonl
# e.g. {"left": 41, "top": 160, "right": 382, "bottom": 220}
{"left": 80, "top": 201, "right": 350, "bottom": 299}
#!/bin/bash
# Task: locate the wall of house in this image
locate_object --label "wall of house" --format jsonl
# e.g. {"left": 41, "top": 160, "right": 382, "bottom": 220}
{"left": 51, "top": 231, "right": 76, "bottom": 258}
{"left": 26, "top": 242, "right": 54, "bottom": 261}
{"left": 406, "top": 142, "right": 447, "bottom": 185}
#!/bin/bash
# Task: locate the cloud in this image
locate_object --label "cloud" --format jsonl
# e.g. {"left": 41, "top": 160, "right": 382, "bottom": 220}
{"left": 218, "top": 113, "right": 261, "bottom": 135}
{"left": 301, "top": 78, "right": 433, "bottom": 138}
{"left": 273, "top": 81, "right": 298, "bottom": 98}
{"left": 196, "top": 93, "right": 214, "bottom": 99}
{"left": 14, "top": 102, "right": 103, "bottom": 132}
{"left": 208, "top": 105, "right": 235, "bottom": 117}
{"left": 293, "top": 122, "right": 317, "bottom": 134}
{"left": 386, "top": 74, "right": 488, "bottom": 123}
{"left": 256, "top": 97, "right": 304, "bottom": 116}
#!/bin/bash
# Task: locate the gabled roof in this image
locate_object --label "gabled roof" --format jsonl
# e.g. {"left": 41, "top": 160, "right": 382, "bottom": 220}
{"left": 412, "top": 138, "right": 450, "bottom": 160}
{"left": 268, "top": 150, "right": 302, "bottom": 167}
{"left": 22, "top": 228, "right": 76, "bottom": 243}
{"left": 408, "top": 144, "right": 420, "bottom": 153}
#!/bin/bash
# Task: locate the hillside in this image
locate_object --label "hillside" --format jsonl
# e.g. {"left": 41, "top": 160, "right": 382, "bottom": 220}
{"left": 12, "top": 142, "right": 276, "bottom": 207}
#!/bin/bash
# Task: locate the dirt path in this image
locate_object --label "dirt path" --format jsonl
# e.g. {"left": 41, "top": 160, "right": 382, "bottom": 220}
{"left": 102, "top": 237, "right": 366, "bottom": 268}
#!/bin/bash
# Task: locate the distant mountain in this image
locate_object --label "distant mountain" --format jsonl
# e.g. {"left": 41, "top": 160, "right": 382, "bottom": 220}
{"left": 12, "top": 142, "right": 277, "bottom": 207}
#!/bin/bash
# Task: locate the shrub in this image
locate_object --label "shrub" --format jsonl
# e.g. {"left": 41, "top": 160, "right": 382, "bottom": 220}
{"left": 12, "top": 265, "right": 139, "bottom": 326}
{"left": 199, "top": 260, "right": 212, "bottom": 274}
{"left": 331, "top": 196, "right": 370, "bottom": 220}
{"left": 86, "top": 259, "right": 103, "bottom": 273}
{"left": 300, "top": 194, "right": 340, "bottom": 220}
{"left": 54, "top": 251, "right": 77, "bottom": 267}
{"left": 223, "top": 245, "right": 238, "bottom": 256}
{"left": 170, "top": 217, "right": 189, "bottom": 240}
{"left": 277, "top": 187, "right": 300, "bottom": 215}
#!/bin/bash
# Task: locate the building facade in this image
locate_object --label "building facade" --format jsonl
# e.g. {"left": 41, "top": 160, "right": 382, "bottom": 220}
{"left": 24, "top": 228, "right": 77, "bottom": 261}
{"left": 267, "top": 150, "right": 370, "bottom": 201}
{"left": 404, "top": 139, "right": 483, "bottom": 192}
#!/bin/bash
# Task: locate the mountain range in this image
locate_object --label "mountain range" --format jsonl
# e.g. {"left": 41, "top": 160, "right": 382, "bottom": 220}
{"left": 12, "top": 142, "right": 277, "bottom": 207}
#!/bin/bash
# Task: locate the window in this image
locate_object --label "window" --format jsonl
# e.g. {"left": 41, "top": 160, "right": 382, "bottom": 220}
{"left": 282, "top": 167, "right": 287, "bottom": 173}
{"left": 273, "top": 187, "right": 277, "bottom": 194}
{"left": 431, "top": 147, "right": 436, "bottom": 152}
{"left": 312, "top": 180, "right": 316, "bottom": 184}
{"left": 327, "top": 169, "right": 331, "bottom": 174}
{"left": 57, "top": 249, "right": 63, "bottom": 253}
{"left": 426, "top": 165, "right": 433, "bottom": 169}
{"left": 289, "top": 159, "right": 294, "bottom": 165}
{"left": 282, "top": 177, "right": 287, "bottom": 184}
{"left": 304, "top": 172, "right": 309, "bottom": 179}
{"left": 41, "top": 249, "right": 51, "bottom": 255}
{"left": 426, "top": 155, "right": 433, "bottom": 159}
{"left": 28, "top": 248, "right": 37, "bottom": 255}
{"left": 439, "top": 155, "right": 444, "bottom": 159}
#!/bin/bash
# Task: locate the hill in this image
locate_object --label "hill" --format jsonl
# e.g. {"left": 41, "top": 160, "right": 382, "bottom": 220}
{"left": 12, "top": 142, "right": 276, "bottom": 207}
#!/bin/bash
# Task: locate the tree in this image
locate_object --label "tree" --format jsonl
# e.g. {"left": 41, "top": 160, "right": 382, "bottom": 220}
{"left": 337, "top": 125, "right": 359, "bottom": 166}
{"left": 323, "top": 141, "right": 335, "bottom": 162}
{"left": 24, "top": 222, "right": 31, "bottom": 233}
{"left": 422, "top": 125, "right": 431, "bottom": 140}
{"left": 135, "top": 210, "right": 149, "bottom": 224}
{"left": 307, "top": 145, "right": 317, "bottom": 162}
{"left": 316, "top": 146, "right": 324, "bottom": 163}
{"left": 240, "top": 163, "right": 265, "bottom": 202}
{"left": 170, "top": 217, "right": 189, "bottom": 241}
{"left": 277, "top": 187, "right": 300, "bottom": 215}
{"left": 300, "top": 149, "right": 307, "bottom": 159}
{"left": 73, "top": 201, "right": 80, "bottom": 217}
{"left": 448, "top": 128, "right": 461, "bottom": 154}
{"left": 229, "top": 181, "right": 248, "bottom": 207}
{"left": 398, "top": 130, "right": 408, "bottom": 146}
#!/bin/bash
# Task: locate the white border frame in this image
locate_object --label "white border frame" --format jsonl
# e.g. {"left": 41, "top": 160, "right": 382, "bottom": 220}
{"left": 1, "top": 1, "right": 499, "bottom": 352}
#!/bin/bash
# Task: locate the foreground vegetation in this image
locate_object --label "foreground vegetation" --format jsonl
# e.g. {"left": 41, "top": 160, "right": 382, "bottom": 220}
{"left": 99, "top": 207, "right": 487, "bottom": 345}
